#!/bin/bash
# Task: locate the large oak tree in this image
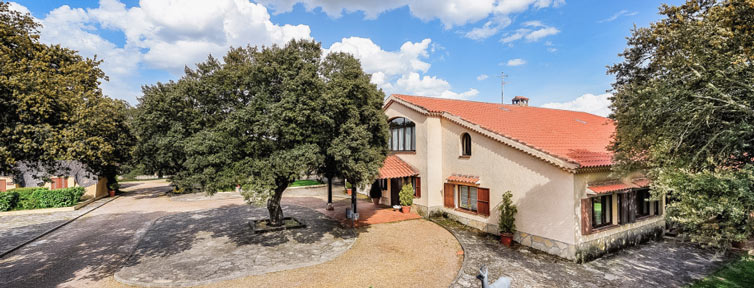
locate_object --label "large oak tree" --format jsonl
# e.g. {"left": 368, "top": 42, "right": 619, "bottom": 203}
{"left": 609, "top": 0, "right": 754, "bottom": 247}
{"left": 0, "top": 3, "right": 135, "bottom": 181}
{"left": 134, "top": 40, "right": 388, "bottom": 226}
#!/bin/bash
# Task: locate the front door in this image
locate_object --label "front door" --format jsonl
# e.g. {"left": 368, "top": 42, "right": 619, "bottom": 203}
{"left": 390, "top": 178, "right": 402, "bottom": 206}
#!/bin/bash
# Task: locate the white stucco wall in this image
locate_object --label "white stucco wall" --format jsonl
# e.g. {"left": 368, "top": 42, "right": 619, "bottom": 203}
{"left": 439, "top": 117, "right": 578, "bottom": 245}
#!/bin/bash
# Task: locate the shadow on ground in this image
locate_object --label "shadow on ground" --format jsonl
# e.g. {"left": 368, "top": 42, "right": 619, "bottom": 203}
{"left": 114, "top": 204, "right": 357, "bottom": 287}
{"left": 434, "top": 217, "right": 736, "bottom": 288}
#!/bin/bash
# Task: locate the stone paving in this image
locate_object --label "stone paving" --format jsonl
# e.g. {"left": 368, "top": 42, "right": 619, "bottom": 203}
{"left": 0, "top": 196, "right": 115, "bottom": 256}
{"left": 434, "top": 217, "right": 734, "bottom": 288}
{"left": 114, "top": 204, "right": 356, "bottom": 287}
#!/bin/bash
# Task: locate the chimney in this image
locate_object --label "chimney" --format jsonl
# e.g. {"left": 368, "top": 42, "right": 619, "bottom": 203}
{"left": 511, "top": 96, "right": 529, "bottom": 106}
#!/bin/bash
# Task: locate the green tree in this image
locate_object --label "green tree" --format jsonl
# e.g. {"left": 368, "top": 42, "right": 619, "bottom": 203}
{"left": 0, "top": 3, "right": 134, "bottom": 180}
{"left": 317, "top": 52, "right": 389, "bottom": 199}
{"left": 134, "top": 40, "right": 388, "bottom": 226}
{"left": 609, "top": 0, "right": 754, "bottom": 247}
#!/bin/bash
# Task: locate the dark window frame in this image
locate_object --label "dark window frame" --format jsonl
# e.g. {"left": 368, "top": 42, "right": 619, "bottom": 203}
{"left": 461, "top": 133, "right": 472, "bottom": 156}
{"left": 457, "top": 184, "right": 478, "bottom": 212}
{"left": 388, "top": 117, "right": 416, "bottom": 152}
{"left": 592, "top": 194, "right": 612, "bottom": 228}
{"left": 636, "top": 189, "right": 652, "bottom": 217}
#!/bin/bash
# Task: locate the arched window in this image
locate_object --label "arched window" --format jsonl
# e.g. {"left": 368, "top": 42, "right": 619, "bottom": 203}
{"left": 389, "top": 117, "right": 415, "bottom": 151}
{"left": 461, "top": 133, "right": 471, "bottom": 156}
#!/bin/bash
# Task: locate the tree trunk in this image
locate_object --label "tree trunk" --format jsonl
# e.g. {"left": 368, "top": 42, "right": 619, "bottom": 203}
{"left": 267, "top": 186, "right": 286, "bottom": 226}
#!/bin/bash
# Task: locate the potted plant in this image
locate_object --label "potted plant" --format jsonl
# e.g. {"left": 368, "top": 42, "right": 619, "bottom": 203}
{"left": 346, "top": 181, "right": 352, "bottom": 195}
{"left": 399, "top": 183, "right": 414, "bottom": 213}
{"left": 370, "top": 181, "right": 382, "bottom": 205}
{"left": 498, "top": 190, "right": 517, "bottom": 247}
{"left": 108, "top": 182, "right": 119, "bottom": 197}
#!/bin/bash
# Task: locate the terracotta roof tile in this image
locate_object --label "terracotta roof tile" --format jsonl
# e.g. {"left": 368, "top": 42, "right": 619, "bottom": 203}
{"left": 392, "top": 94, "right": 615, "bottom": 168}
{"left": 631, "top": 178, "right": 650, "bottom": 188}
{"left": 587, "top": 182, "right": 632, "bottom": 195}
{"left": 447, "top": 174, "right": 480, "bottom": 185}
{"left": 378, "top": 155, "right": 418, "bottom": 179}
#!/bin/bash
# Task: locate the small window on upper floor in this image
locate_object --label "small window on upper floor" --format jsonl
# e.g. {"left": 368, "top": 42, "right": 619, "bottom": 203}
{"left": 461, "top": 133, "right": 472, "bottom": 156}
{"left": 389, "top": 117, "right": 415, "bottom": 151}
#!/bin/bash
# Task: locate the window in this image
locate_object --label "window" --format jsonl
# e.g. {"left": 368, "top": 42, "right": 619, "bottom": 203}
{"left": 461, "top": 133, "right": 471, "bottom": 156}
{"left": 388, "top": 117, "right": 415, "bottom": 151}
{"left": 636, "top": 189, "right": 651, "bottom": 217}
{"left": 592, "top": 195, "right": 612, "bottom": 228}
{"left": 636, "top": 189, "right": 659, "bottom": 217}
{"left": 458, "top": 185, "right": 478, "bottom": 212}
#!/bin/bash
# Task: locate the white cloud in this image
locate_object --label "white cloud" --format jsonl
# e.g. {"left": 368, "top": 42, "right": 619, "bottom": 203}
{"left": 525, "top": 26, "right": 559, "bottom": 41}
{"left": 477, "top": 74, "right": 489, "bottom": 81}
{"left": 541, "top": 93, "right": 612, "bottom": 117}
{"left": 598, "top": 10, "right": 638, "bottom": 23}
{"left": 327, "top": 38, "right": 475, "bottom": 99}
{"left": 11, "top": 0, "right": 312, "bottom": 102}
{"left": 506, "top": 58, "right": 526, "bottom": 66}
{"left": 7, "top": 1, "right": 31, "bottom": 14}
{"left": 500, "top": 22, "right": 559, "bottom": 44}
{"left": 395, "top": 73, "right": 478, "bottom": 99}
{"left": 327, "top": 37, "right": 431, "bottom": 78}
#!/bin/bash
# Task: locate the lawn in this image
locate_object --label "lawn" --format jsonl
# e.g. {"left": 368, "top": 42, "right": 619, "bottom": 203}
{"left": 290, "top": 179, "right": 323, "bottom": 187}
{"left": 690, "top": 255, "right": 754, "bottom": 288}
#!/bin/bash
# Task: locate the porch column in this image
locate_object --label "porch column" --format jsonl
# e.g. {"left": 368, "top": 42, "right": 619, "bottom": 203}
{"left": 326, "top": 175, "right": 334, "bottom": 210}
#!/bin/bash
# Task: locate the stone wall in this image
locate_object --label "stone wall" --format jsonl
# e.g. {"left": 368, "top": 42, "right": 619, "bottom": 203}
{"left": 514, "top": 232, "right": 575, "bottom": 260}
{"left": 575, "top": 220, "right": 665, "bottom": 263}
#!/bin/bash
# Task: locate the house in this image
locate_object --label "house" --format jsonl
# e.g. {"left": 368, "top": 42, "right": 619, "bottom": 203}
{"left": 0, "top": 161, "right": 108, "bottom": 199}
{"left": 372, "top": 94, "right": 664, "bottom": 261}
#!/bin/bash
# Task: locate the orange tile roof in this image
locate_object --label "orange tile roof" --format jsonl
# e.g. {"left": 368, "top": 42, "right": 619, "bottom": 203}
{"left": 391, "top": 94, "right": 615, "bottom": 168}
{"left": 378, "top": 155, "right": 418, "bottom": 179}
{"left": 447, "top": 174, "right": 480, "bottom": 185}
{"left": 587, "top": 182, "right": 633, "bottom": 194}
{"left": 631, "top": 178, "right": 650, "bottom": 188}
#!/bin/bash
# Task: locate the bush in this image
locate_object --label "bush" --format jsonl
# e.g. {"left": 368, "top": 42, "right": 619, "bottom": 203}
{"left": 0, "top": 192, "right": 19, "bottom": 211}
{"left": 498, "top": 191, "right": 517, "bottom": 234}
{"left": 3, "top": 187, "right": 84, "bottom": 210}
{"left": 369, "top": 181, "right": 382, "bottom": 199}
{"left": 399, "top": 183, "right": 413, "bottom": 206}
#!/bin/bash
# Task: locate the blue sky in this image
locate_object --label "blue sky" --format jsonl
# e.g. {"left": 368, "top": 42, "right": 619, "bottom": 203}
{"left": 9, "top": 0, "right": 683, "bottom": 116}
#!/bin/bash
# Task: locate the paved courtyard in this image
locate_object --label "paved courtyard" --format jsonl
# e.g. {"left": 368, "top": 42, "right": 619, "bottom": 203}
{"left": 0, "top": 196, "right": 114, "bottom": 257}
{"left": 435, "top": 217, "right": 734, "bottom": 288}
{"left": 115, "top": 204, "right": 356, "bottom": 286}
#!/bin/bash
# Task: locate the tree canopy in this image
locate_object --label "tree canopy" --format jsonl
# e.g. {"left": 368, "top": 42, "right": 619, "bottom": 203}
{"left": 609, "top": 0, "right": 754, "bottom": 247}
{"left": 134, "top": 40, "right": 388, "bottom": 225}
{"left": 0, "top": 3, "right": 134, "bottom": 180}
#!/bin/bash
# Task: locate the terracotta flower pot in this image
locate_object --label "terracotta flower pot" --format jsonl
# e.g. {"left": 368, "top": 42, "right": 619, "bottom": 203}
{"left": 347, "top": 188, "right": 352, "bottom": 195}
{"left": 372, "top": 197, "right": 380, "bottom": 205}
{"left": 500, "top": 233, "right": 513, "bottom": 247}
{"left": 109, "top": 190, "right": 116, "bottom": 197}
{"left": 401, "top": 206, "right": 411, "bottom": 214}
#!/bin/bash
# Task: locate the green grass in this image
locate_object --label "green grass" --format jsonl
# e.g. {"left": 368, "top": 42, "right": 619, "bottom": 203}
{"left": 289, "top": 180, "right": 323, "bottom": 187}
{"left": 690, "top": 255, "right": 754, "bottom": 288}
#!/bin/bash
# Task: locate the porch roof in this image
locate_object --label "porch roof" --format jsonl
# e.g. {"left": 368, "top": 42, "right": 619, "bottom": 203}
{"left": 378, "top": 155, "right": 418, "bottom": 179}
{"left": 586, "top": 182, "right": 633, "bottom": 195}
{"left": 447, "top": 174, "right": 480, "bottom": 185}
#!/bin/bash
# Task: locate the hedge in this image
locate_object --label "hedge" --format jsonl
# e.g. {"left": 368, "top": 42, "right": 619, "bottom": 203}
{"left": 1, "top": 187, "right": 85, "bottom": 211}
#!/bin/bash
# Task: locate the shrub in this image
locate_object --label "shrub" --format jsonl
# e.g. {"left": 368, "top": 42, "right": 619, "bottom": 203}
{"left": 15, "top": 188, "right": 45, "bottom": 210}
{"left": 0, "top": 192, "right": 19, "bottom": 211}
{"left": 4, "top": 187, "right": 84, "bottom": 210}
{"left": 369, "top": 181, "right": 382, "bottom": 199}
{"left": 498, "top": 191, "right": 517, "bottom": 235}
{"left": 399, "top": 183, "right": 413, "bottom": 206}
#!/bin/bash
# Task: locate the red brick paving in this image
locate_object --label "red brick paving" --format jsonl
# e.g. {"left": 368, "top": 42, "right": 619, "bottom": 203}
{"left": 283, "top": 196, "right": 421, "bottom": 227}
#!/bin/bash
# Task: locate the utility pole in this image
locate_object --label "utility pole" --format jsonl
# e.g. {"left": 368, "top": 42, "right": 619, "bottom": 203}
{"left": 498, "top": 72, "right": 508, "bottom": 104}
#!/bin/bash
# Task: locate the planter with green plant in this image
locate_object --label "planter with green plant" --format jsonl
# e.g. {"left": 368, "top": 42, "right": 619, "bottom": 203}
{"left": 370, "top": 181, "right": 382, "bottom": 205}
{"left": 399, "top": 183, "right": 414, "bottom": 213}
{"left": 108, "top": 182, "right": 119, "bottom": 197}
{"left": 345, "top": 181, "right": 352, "bottom": 195}
{"left": 498, "top": 190, "right": 517, "bottom": 247}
